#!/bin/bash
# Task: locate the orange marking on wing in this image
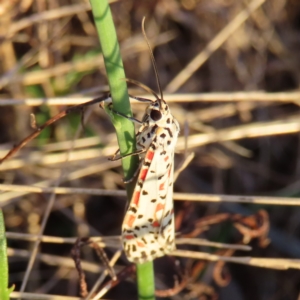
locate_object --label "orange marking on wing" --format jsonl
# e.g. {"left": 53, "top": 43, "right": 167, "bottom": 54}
{"left": 146, "top": 150, "right": 154, "bottom": 160}
{"left": 132, "top": 192, "right": 140, "bottom": 206}
{"left": 124, "top": 234, "right": 135, "bottom": 240}
{"left": 159, "top": 182, "right": 165, "bottom": 190}
{"left": 168, "top": 164, "right": 172, "bottom": 177}
{"left": 125, "top": 214, "right": 136, "bottom": 227}
{"left": 139, "top": 151, "right": 154, "bottom": 181}
{"left": 137, "top": 241, "right": 145, "bottom": 247}
{"left": 164, "top": 155, "right": 169, "bottom": 162}
{"left": 140, "top": 168, "right": 149, "bottom": 181}
{"left": 152, "top": 221, "right": 160, "bottom": 227}
{"left": 155, "top": 203, "right": 165, "bottom": 212}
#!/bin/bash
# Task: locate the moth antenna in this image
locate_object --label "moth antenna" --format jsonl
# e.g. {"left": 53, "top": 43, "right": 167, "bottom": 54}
{"left": 124, "top": 78, "right": 159, "bottom": 101}
{"left": 142, "top": 17, "right": 164, "bottom": 104}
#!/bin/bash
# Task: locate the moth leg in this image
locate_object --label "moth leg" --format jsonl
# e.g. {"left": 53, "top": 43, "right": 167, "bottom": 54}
{"left": 109, "top": 143, "right": 146, "bottom": 161}
{"left": 110, "top": 148, "right": 121, "bottom": 161}
{"left": 124, "top": 136, "right": 158, "bottom": 183}
{"left": 109, "top": 122, "right": 147, "bottom": 162}
{"left": 106, "top": 102, "right": 143, "bottom": 125}
{"left": 123, "top": 159, "right": 143, "bottom": 184}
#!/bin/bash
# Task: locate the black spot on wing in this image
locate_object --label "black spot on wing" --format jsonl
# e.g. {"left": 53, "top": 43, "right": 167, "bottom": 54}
{"left": 143, "top": 161, "right": 151, "bottom": 167}
{"left": 165, "top": 127, "right": 173, "bottom": 138}
{"left": 129, "top": 207, "right": 137, "bottom": 213}
{"left": 137, "top": 181, "right": 143, "bottom": 188}
{"left": 151, "top": 125, "right": 158, "bottom": 134}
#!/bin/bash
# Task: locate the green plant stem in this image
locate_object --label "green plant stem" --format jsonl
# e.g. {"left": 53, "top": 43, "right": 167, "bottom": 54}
{"left": 89, "top": 0, "right": 138, "bottom": 184}
{"left": 0, "top": 209, "right": 14, "bottom": 300}
{"left": 89, "top": 1, "right": 155, "bottom": 299}
{"left": 136, "top": 262, "right": 155, "bottom": 300}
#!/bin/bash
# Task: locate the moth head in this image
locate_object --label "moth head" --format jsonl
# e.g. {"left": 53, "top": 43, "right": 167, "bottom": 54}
{"left": 148, "top": 99, "right": 170, "bottom": 124}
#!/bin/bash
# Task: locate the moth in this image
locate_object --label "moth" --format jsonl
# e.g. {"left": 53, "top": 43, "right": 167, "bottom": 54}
{"left": 108, "top": 18, "right": 180, "bottom": 264}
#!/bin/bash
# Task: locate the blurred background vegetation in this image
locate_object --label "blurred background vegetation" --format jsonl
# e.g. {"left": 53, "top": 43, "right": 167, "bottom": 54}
{"left": 1, "top": 0, "right": 300, "bottom": 299}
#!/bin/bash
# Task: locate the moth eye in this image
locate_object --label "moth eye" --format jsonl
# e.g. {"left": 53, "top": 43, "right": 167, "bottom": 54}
{"left": 150, "top": 109, "right": 162, "bottom": 121}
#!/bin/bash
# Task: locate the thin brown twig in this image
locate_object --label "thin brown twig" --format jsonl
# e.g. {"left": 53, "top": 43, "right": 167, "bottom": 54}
{"left": 71, "top": 239, "right": 88, "bottom": 297}
{"left": 0, "top": 95, "right": 107, "bottom": 163}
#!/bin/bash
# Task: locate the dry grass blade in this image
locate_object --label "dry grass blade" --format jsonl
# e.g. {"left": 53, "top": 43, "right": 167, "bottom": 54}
{"left": 172, "top": 250, "right": 300, "bottom": 271}
{"left": 165, "top": 0, "right": 267, "bottom": 92}
{"left": 2, "top": 91, "right": 300, "bottom": 106}
{"left": 2, "top": 184, "right": 300, "bottom": 206}
{"left": 9, "top": 292, "right": 82, "bottom": 300}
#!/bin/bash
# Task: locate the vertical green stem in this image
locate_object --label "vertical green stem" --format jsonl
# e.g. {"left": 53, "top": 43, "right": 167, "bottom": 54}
{"left": 89, "top": 0, "right": 138, "bottom": 184}
{"left": 0, "top": 209, "right": 14, "bottom": 300}
{"left": 137, "top": 262, "right": 155, "bottom": 300}
{"left": 89, "top": 1, "right": 155, "bottom": 299}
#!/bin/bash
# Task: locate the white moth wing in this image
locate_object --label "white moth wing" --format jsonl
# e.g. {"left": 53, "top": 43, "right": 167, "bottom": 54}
{"left": 122, "top": 143, "right": 175, "bottom": 263}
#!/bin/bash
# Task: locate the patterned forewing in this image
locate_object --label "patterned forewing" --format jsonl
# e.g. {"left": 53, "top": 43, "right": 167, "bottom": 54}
{"left": 122, "top": 147, "right": 162, "bottom": 264}
{"left": 122, "top": 120, "right": 179, "bottom": 263}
